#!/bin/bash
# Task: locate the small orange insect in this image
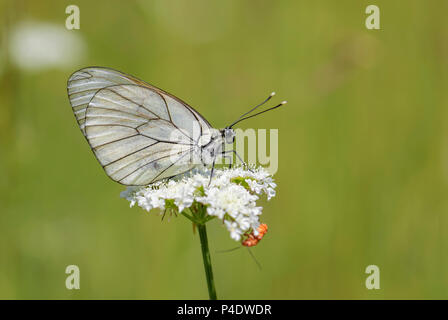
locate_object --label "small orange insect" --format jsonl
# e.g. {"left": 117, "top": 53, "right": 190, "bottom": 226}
{"left": 242, "top": 223, "right": 268, "bottom": 247}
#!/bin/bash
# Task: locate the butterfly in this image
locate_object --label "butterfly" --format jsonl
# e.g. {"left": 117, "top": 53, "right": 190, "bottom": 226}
{"left": 67, "top": 67, "right": 286, "bottom": 186}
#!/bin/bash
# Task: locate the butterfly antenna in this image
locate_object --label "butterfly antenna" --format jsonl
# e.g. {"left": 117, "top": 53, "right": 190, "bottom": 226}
{"left": 227, "top": 92, "right": 276, "bottom": 128}
{"left": 229, "top": 101, "right": 287, "bottom": 128}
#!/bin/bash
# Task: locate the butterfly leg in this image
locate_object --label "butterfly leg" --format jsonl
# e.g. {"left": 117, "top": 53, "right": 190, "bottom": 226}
{"left": 222, "top": 150, "right": 253, "bottom": 171}
{"left": 220, "top": 154, "right": 233, "bottom": 169}
{"left": 208, "top": 158, "right": 216, "bottom": 187}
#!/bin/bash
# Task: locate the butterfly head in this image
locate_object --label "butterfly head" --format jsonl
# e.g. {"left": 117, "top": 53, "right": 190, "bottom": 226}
{"left": 221, "top": 128, "right": 236, "bottom": 144}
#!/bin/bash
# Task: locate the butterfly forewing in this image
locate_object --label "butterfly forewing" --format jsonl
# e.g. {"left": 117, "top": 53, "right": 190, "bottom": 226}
{"left": 67, "top": 67, "right": 212, "bottom": 185}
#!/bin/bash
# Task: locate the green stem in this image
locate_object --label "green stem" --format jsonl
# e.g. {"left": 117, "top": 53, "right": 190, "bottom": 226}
{"left": 180, "top": 211, "right": 195, "bottom": 223}
{"left": 197, "top": 224, "right": 217, "bottom": 300}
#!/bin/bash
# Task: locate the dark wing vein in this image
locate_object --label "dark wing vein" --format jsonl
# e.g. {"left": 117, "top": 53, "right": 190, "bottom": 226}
{"left": 88, "top": 105, "right": 158, "bottom": 122}
{"left": 118, "top": 148, "right": 192, "bottom": 183}
{"left": 149, "top": 151, "right": 192, "bottom": 184}
{"left": 156, "top": 116, "right": 194, "bottom": 143}
{"left": 85, "top": 123, "right": 137, "bottom": 130}
{"left": 109, "top": 88, "right": 161, "bottom": 119}
{"left": 101, "top": 141, "right": 160, "bottom": 168}
{"left": 159, "top": 93, "right": 172, "bottom": 122}
{"left": 93, "top": 134, "right": 140, "bottom": 150}
{"left": 138, "top": 133, "right": 193, "bottom": 145}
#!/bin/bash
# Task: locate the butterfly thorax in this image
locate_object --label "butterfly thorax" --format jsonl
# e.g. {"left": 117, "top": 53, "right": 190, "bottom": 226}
{"left": 199, "top": 128, "right": 235, "bottom": 166}
{"left": 200, "top": 129, "right": 223, "bottom": 166}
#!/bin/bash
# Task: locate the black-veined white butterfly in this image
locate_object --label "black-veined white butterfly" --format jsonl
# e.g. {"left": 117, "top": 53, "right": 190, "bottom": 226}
{"left": 67, "top": 67, "right": 286, "bottom": 186}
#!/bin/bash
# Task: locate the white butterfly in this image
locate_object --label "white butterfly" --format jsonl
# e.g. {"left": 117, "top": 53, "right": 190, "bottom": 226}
{"left": 67, "top": 67, "right": 285, "bottom": 186}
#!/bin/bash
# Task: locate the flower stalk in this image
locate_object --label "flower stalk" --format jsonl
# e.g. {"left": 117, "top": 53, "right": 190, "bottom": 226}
{"left": 190, "top": 203, "right": 217, "bottom": 299}
{"left": 197, "top": 223, "right": 217, "bottom": 300}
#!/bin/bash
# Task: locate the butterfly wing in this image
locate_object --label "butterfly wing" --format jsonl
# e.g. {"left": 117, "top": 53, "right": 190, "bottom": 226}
{"left": 67, "top": 67, "right": 213, "bottom": 185}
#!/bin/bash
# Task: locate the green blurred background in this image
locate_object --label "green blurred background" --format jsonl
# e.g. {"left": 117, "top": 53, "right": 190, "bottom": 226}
{"left": 1, "top": 0, "right": 447, "bottom": 299}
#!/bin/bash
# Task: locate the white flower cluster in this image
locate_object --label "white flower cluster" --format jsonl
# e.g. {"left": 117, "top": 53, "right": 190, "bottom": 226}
{"left": 120, "top": 166, "right": 276, "bottom": 242}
